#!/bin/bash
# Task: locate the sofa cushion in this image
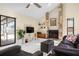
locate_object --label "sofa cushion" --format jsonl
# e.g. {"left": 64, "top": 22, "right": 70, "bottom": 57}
{"left": 58, "top": 35, "right": 76, "bottom": 48}
{"left": 0, "top": 45, "right": 21, "bottom": 56}
{"left": 15, "top": 50, "right": 33, "bottom": 56}
{"left": 74, "top": 34, "right": 79, "bottom": 47}
{"left": 58, "top": 44, "right": 74, "bottom": 48}
{"left": 76, "top": 44, "right": 79, "bottom": 48}
{"left": 58, "top": 40, "right": 75, "bottom": 48}
{"left": 53, "top": 46, "right": 79, "bottom": 56}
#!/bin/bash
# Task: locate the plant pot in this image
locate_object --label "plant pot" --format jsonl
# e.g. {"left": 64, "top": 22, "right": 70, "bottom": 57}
{"left": 22, "top": 38, "right": 25, "bottom": 44}
{"left": 17, "top": 38, "right": 25, "bottom": 45}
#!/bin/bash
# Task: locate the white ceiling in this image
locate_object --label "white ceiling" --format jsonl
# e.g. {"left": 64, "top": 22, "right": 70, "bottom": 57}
{"left": 0, "top": 3, "right": 59, "bottom": 20}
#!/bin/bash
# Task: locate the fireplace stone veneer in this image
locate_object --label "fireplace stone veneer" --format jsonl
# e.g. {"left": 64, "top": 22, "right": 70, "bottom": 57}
{"left": 48, "top": 30, "right": 59, "bottom": 39}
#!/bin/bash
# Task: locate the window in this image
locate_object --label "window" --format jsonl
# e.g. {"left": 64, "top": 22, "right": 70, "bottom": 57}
{"left": 67, "top": 18, "right": 74, "bottom": 35}
{"left": 0, "top": 15, "right": 16, "bottom": 46}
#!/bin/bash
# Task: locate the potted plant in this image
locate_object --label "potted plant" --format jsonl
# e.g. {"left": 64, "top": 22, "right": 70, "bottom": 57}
{"left": 17, "top": 29, "right": 25, "bottom": 44}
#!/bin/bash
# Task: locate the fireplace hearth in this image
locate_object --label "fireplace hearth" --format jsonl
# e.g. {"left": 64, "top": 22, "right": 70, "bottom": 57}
{"left": 48, "top": 30, "right": 58, "bottom": 39}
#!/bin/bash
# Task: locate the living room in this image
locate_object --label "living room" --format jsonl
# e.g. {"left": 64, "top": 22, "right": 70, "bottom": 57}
{"left": 0, "top": 3, "right": 79, "bottom": 56}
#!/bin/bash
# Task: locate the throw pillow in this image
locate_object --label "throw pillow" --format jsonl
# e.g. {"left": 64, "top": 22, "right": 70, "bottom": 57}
{"left": 66, "top": 35, "right": 77, "bottom": 43}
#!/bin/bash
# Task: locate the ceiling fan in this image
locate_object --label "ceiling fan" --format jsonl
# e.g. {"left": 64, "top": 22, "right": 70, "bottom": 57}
{"left": 26, "top": 3, "right": 42, "bottom": 8}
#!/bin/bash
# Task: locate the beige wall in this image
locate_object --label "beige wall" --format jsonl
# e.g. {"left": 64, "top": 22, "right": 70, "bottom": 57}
{"left": 38, "top": 6, "right": 59, "bottom": 34}
{"left": 63, "top": 3, "right": 79, "bottom": 36}
{"left": 49, "top": 6, "right": 59, "bottom": 30}
{"left": 1, "top": 3, "right": 79, "bottom": 40}
{"left": 0, "top": 6, "right": 39, "bottom": 41}
{"left": 0, "top": 6, "right": 39, "bottom": 30}
{"left": 45, "top": 3, "right": 79, "bottom": 38}
{"left": 48, "top": 3, "right": 79, "bottom": 37}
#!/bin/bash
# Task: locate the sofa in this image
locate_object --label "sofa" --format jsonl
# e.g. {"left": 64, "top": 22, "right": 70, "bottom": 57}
{"left": 0, "top": 45, "right": 43, "bottom": 56}
{"left": 53, "top": 35, "right": 79, "bottom": 56}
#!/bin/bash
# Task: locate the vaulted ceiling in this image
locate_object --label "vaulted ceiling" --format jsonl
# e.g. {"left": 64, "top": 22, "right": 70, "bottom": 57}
{"left": 0, "top": 3, "right": 59, "bottom": 20}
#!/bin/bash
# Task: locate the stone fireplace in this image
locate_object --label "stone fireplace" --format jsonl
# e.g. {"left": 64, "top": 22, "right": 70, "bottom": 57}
{"left": 48, "top": 30, "right": 59, "bottom": 39}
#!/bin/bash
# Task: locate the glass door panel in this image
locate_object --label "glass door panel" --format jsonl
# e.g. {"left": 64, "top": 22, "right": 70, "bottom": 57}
{"left": 0, "top": 15, "right": 16, "bottom": 46}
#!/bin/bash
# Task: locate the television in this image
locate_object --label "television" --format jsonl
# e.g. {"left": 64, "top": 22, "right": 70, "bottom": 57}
{"left": 26, "top": 27, "right": 34, "bottom": 33}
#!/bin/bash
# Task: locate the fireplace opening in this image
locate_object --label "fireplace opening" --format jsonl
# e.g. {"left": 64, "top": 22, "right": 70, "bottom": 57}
{"left": 48, "top": 30, "right": 59, "bottom": 39}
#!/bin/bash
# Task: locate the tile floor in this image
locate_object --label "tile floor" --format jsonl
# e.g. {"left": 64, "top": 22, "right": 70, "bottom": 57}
{"left": 0, "top": 38, "right": 62, "bottom": 54}
{"left": 21, "top": 38, "right": 61, "bottom": 54}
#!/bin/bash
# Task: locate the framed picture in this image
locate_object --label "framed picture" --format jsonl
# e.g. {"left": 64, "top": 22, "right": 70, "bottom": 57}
{"left": 67, "top": 18, "right": 74, "bottom": 35}
{"left": 50, "top": 18, "right": 57, "bottom": 26}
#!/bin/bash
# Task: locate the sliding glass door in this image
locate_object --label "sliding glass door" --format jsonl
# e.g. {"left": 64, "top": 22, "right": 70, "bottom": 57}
{"left": 0, "top": 15, "right": 16, "bottom": 46}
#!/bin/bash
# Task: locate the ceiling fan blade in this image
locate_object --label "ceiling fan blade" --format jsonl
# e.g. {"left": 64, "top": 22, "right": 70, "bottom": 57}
{"left": 26, "top": 3, "right": 30, "bottom": 8}
{"left": 34, "top": 3, "right": 41, "bottom": 8}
